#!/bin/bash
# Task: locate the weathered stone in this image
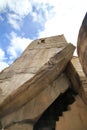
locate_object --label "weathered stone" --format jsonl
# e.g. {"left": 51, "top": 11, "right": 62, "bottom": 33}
{"left": 0, "top": 35, "right": 75, "bottom": 118}
{"left": 5, "top": 123, "right": 33, "bottom": 130}
{"left": 56, "top": 95, "right": 87, "bottom": 130}
{"left": 66, "top": 57, "right": 87, "bottom": 104}
{"left": 1, "top": 73, "right": 70, "bottom": 128}
{"left": 0, "top": 122, "right": 2, "bottom": 130}
{"left": 77, "top": 12, "right": 87, "bottom": 76}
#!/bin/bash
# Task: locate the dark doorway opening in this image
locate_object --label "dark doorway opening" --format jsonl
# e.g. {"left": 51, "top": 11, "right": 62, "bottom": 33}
{"left": 34, "top": 87, "right": 76, "bottom": 130}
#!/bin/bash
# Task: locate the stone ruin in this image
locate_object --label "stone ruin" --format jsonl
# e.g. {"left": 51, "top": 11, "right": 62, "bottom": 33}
{"left": 0, "top": 33, "right": 87, "bottom": 130}
{"left": 0, "top": 11, "right": 87, "bottom": 130}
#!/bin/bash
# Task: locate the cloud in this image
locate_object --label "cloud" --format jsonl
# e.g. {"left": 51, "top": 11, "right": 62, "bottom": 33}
{"left": 0, "top": 0, "right": 54, "bottom": 31}
{"left": 7, "top": 32, "right": 32, "bottom": 60}
{"left": 0, "top": 0, "right": 52, "bottom": 16}
{"left": 0, "top": 48, "right": 9, "bottom": 71}
{"left": 7, "top": 13, "right": 22, "bottom": 30}
{"left": 39, "top": 0, "right": 87, "bottom": 45}
{"left": 0, "top": 48, "right": 4, "bottom": 59}
{"left": 0, "top": 48, "right": 6, "bottom": 61}
{"left": 31, "top": 3, "right": 54, "bottom": 25}
{"left": 0, "top": 15, "right": 4, "bottom": 21}
{"left": 0, "top": 61, "right": 9, "bottom": 71}
{"left": 0, "top": 0, "right": 32, "bottom": 16}
{"left": 0, "top": 0, "right": 54, "bottom": 21}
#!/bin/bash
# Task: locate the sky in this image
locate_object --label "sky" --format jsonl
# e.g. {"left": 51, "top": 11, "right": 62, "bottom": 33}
{"left": 0, "top": 0, "right": 87, "bottom": 71}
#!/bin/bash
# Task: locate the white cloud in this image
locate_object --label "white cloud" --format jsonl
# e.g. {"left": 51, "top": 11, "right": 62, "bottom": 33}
{"left": 0, "top": 0, "right": 32, "bottom": 16}
{"left": 0, "top": 48, "right": 9, "bottom": 71}
{"left": 0, "top": 0, "right": 53, "bottom": 20}
{"left": 31, "top": 3, "right": 54, "bottom": 24}
{"left": 0, "top": 0, "right": 53, "bottom": 30}
{"left": 0, "top": 0, "right": 7, "bottom": 12}
{"left": 39, "top": 0, "right": 87, "bottom": 46}
{"left": 7, "top": 13, "right": 22, "bottom": 30}
{"left": 0, "top": 61, "right": 9, "bottom": 72}
{"left": 0, "top": 48, "right": 6, "bottom": 61}
{"left": 0, "top": 15, "right": 4, "bottom": 21}
{"left": 8, "top": 0, "right": 32, "bottom": 16}
{"left": 7, "top": 32, "right": 32, "bottom": 60}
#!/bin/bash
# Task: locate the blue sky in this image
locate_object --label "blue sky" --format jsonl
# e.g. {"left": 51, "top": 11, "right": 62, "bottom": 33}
{"left": 0, "top": 0, "right": 87, "bottom": 71}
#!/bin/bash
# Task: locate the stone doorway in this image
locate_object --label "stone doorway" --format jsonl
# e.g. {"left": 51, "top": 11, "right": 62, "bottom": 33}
{"left": 34, "top": 88, "right": 76, "bottom": 130}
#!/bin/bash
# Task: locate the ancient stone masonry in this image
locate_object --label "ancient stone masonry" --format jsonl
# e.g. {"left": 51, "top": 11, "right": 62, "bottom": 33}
{"left": 0, "top": 32, "right": 87, "bottom": 130}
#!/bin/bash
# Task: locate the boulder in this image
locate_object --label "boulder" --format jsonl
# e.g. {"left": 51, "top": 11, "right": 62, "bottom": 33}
{"left": 77, "top": 12, "right": 87, "bottom": 76}
{"left": 0, "top": 35, "right": 75, "bottom": 130}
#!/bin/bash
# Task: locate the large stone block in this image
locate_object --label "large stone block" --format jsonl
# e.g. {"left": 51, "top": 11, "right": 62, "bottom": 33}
{"left": 0, "top": 35, "right": 75, "bottom": 118}
{"left": 1, "top": 73, "right": 70, "bottom": 128}
{"left": 66, "top": 57, "right": 87, "bottom": 104}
